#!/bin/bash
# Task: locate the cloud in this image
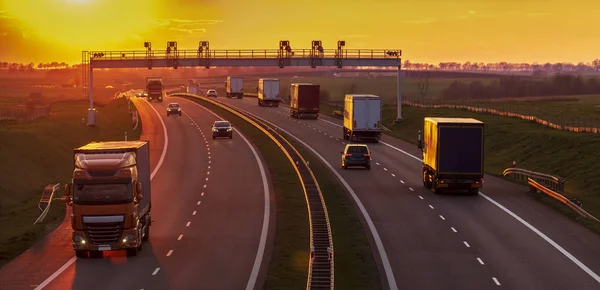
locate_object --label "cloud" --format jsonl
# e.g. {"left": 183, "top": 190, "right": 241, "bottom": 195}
{"left": 153, "top": 18, "right": 223, "bottom": 27}
{"left": 339, "top": 34, "right": 369, "bottom": 39}
{"left": 403, "top": 18, "right": 437, "bottom": 24}
{"left": 168, "top": 27, "right": 207, "bottom": 34}
{"left": 0, "top": 10, "right": 13, "bottom": 19}
{"left": 468, "top": 10, "right": 476, "bottom": 15}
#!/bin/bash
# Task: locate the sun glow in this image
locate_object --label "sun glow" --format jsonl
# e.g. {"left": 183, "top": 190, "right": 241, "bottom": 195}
{"left": 3, "top": 0, "right": 159, "bottom": 49}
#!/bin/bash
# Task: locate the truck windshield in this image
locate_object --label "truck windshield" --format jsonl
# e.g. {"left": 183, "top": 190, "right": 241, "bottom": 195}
{"left": 73, "top": 183, "right": 133, "bottom": 205}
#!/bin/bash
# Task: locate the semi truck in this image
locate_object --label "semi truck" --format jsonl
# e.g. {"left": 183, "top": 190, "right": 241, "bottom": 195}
{"left": 289, "top": 83, "right": 320, "bottom": 119}
{"left": 417, "top": 117, "right": 484, "bottom": 195}
{"left": 342, "top": 94, "right": 382, "bottom": 142}
{"left": 187, "top": 84, "right": 198, "bottom": 95}
{"left": 226, "top": 76, "right": 244, "bottom": 98}
{"left": 146, "top": 77, "right": 163, "bottom": 102}
{"left": 257, "top": 78, "right": 280, "bottom": 107}
{"left": 64, "top": 141, "right": 152, "bottom": 258}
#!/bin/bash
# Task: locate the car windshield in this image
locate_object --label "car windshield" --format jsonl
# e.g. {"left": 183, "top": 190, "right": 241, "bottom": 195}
{"left": 214, "top": 121, "right": 230, "bottom": 128}
{"left": 73, "top": 182, "right": 133, "bottom": 205}
{"left": 347, "top": 146, "right": 368, "bottom": 154}
{"left": 168, "top": 103, "right": 179, "bottom": 107}
{"left": 208, "top": 90, "right": 215, "bottom": 93}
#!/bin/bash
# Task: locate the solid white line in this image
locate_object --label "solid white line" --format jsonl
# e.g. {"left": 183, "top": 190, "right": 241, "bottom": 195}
{"left": 166, "top": 250, "right": 173, "bottom": 257}
{"left": 220, "top": 105, "right": 398, "bottom": 290}
{"left": 319, "top": 115, "right": 600, "bottom": 283}
{"left": 177, "top": 97, "right": 271, "bottom": 290}
{"left": 177, "top": 235, "right": 183, "bottom": 241}
{"left": 193, "top": 211, "right": 197, "bottom": 216}
{"left": 439, "top": 215, "right": 445, "bottom": 220}
{"left": 419, "top": 196, "right": 424, "bottom": 200}
{"left": 492, "top": 277, "right": 501, "bottom": 286}
{"left": 451, "top": 227, "right": 458, "bottom": 233}
{"left": 429, "top": 205, "right": 434, "bottom": 209}
{"left": 477, "top": 257, "right": 485, "bottom": 265}
{"left": 34, "top": 98, "right": 170, "bottom": 290}
{"left": 463, "top": 241, "right": 471, "bottom": 248}
{"left": 152, "top": 268, "right": 160, "bottom": 275}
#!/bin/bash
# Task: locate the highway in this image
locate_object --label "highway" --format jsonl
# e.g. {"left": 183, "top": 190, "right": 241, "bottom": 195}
{"left": 0, "top": 97, "right": 272, "bottom": 290}
{"left": 215, "top": 95, "right": 600, "bottom": 290}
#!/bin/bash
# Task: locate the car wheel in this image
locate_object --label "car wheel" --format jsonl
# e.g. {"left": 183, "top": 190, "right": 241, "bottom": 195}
{"left": 229, "top": 134, "right": 233, "bottom": 139}
{"left": 212, "top": 136, "right": 215, "bottom": 139}
{"left": 365, "top": 164, "right": 371, "bottom": 170}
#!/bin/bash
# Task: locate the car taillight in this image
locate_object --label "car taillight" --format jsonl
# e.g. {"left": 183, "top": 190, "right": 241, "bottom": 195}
{"left": 363, "top": 153, "right": 370, "bottom": 157}
{"left": 345, "top": 154, "right": 352, "bottom": 157}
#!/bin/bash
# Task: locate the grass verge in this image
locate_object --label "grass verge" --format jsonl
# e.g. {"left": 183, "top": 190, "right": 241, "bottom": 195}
{"left": 0, "top": 97, "right": 141, "bottom": 266}
{"left": 180, "top": 95, "right": 310, "bottom": 289}
{"left": 321, "top": 103, "right": 600, "bottom": 234}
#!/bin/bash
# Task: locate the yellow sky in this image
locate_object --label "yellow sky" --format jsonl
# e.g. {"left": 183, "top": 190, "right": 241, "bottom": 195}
{"left": 0, "top": 0, "right": 598, "bottom": 64}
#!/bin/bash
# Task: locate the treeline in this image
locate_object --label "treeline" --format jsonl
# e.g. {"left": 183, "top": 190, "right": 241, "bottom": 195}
{"left": 0, "top": 62, "right": 73, "bottom": 71}
{"left": 404, "top": 59, "right": 600, "bottom": 73}
{"left": 442, "top": 75, "right": 600, "bottom": 100}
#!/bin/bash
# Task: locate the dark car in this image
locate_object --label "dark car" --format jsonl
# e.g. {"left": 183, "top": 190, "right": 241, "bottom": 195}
{"left": 341, "top": 144, "right": 371, "bottom": 169}
{"left": 167, "top": 103, "right": 182, "bottom": 116}
{"left": 212, "top": 120, "right": 233, "bottom": 139}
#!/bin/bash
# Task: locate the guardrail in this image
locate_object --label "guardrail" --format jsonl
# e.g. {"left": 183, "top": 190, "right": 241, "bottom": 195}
{"left": 33, "top": 183, "right": 60, "bottom": 225}
{"left": 172, "top": 92, "right": 334, "bottom": 289}
{"left": 504, "top": 168, "right": 599, "bottom": 222}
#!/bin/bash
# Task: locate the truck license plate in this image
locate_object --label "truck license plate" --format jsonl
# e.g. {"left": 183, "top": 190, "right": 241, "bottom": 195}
{"left": 98, "top": 245, "right": 111, "bottom": 251}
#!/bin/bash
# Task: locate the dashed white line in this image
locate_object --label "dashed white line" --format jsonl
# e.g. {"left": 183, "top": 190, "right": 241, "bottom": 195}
{"left": 429, "top": 205, "right": 434, "bottom": 209}
{"left": 152, "top": 268, "right": 160, "bottom": 275}
{"left": 409, "top": 187, "right": 414, "bottom": 191}
{"left": 205, "top": 177, "right": 209, "bottom": 181}
{"left": 193, "top": 211, "right": 197, "bottom": 216}
{"left": 177, "top": 234, "right": 183, "bottom": 241}
{"left": 383, "top": 168, "right": 388, "bottom": 171}
{"left": 477, "top": 257, "right": 485, "bottom": 265}
{"left": 391, "top": 174, "right": 396, "bottom": 177}
{"left": 329, "top": 135, "right": 333, "bottom": 138}
{"left": 400, "top": 180, "right": 405, "bottom": 184}
{"left": 166, "top": 250, "right": 173, "bottom": 257}
{"left": 207, "top": 171, "right": 210, "bottom": 175}
{"left": 419, "top": 196, "right": 424, "bottom": 200}
{"left": 208, "top": 151, "right": 211, "bottom": 155}
{"left": 209, "top": 160, "right": 211, "bottom": 163}
{"left": 492, "top": 277, "right": 501, "bottom": 286}
{"left": 376, "top": 162, "right": 380, "bottom": 165}
{"left": 439, "top": 215, "right": 445, "bottom": 220}
{"left": 451, "top": 227, "right": 458, "bottom": 233}
{"left": 208, "top": 156, "right": 211, "bottom": 159}
{"left": 186, "top": 221, "right": 191, "bottom": 227}
{"left": 208, "top": 166, "right": 211, "bottom": 169}
{"left": 203, "top": 184, "right": 207, "bottom": 188}
{"left": 197, "top": 201, "right": 201, "bottom": 205}
{"left": 201, "top": 192, "right": 205, "bottom": 196}
{"left": 463, "top": 241, "right": 471, "bottom": 248}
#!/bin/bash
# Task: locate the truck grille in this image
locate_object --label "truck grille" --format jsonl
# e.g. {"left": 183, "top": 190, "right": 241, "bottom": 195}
{"left": 84, "top": 221, "right": 124, "bottom": 245}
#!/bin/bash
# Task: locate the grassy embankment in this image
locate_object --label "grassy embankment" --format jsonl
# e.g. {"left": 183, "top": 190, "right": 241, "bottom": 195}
{"left": 320, "top": 94, "right": 600, "bottom": 234}
{"left": 180, "top": 95, "right": 381, "bottom": 289}
{"left": 0, "top": 97, "right": 141, "bottom": 266}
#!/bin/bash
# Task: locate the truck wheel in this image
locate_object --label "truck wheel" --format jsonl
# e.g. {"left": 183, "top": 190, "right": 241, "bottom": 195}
{"left": 468, "top": 189, "right": 479, "bottom": 196}
{"left": 365, "top": 164, "right": 371, "bottom": 170}
{"left": 142, "top": 217, "right": 150, "bottom": 241}
{"left": 75, "top": 250, "right": 88, "bottom": 258}
{"left": 423, "top": 171, "right": 432, "bottom": 189}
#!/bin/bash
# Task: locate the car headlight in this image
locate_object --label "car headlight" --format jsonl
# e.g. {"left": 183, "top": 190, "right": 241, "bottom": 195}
{"left": 212, "top": 128, "right": 217, "bottom": 131}
{"left": 177, "top": 108, "right": 181, "bottom": 111}
{"left": 122, "top": 233, "right": 135, "bottom": 243}
{"left": 227, "top": 128, "right": 232, "bottom": 131}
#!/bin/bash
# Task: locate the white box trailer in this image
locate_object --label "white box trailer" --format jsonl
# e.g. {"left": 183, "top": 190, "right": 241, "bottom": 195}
{"left": 226, "top": 76, "right": 244, "bottom": 98}
{"left": 257, "top": 78, "right": 280, "bottom": 107}
{"left": 187, "top": 85, "right": 197, "bottom": 95}
{"left": 343, "top": 94, "right": 382, "bottom": 142}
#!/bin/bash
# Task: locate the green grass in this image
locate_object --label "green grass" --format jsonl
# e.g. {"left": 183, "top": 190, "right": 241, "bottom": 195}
{"left": 0, "top": 97, "right": 141, "bottom": 266}
{"left": 284, "top": 135, "right": 382, "bottom": 289}
{"left": 321, "top": 103, "right": 600, "bottom": 234}
{"left": 179, "top": 95, "right": 310, "bottom": 289}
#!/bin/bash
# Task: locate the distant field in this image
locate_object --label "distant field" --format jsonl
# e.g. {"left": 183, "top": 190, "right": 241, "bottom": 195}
{"left": 321, "top": 103, "right": 600, "bottom": 232}
{"left": 0, "top": 98, "right": 141, "bottom": 266}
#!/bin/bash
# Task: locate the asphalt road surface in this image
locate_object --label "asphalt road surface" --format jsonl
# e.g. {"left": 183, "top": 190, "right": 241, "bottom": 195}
{"left": 217, "top": 96, "right": 600, "bottom": 290}
{"left": 0, "top": 97, "right": 272, "bottom": 290}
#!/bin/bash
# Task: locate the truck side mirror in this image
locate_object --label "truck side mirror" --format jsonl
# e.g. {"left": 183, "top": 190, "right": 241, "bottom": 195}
{"left": 136, "top": 181, "right": 142, "bottom": 194}
{"left": 417, "top": 140, "right": 424, "bottom": 151}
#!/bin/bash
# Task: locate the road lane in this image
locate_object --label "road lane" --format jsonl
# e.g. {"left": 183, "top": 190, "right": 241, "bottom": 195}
{"left": 218, "top": 96, "right": 600, "bottom": 289}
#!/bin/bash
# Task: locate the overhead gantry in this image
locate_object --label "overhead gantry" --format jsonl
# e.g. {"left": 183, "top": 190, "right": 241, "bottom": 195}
{"left": 81, "top": 40, "right": 402, "bottom": 125}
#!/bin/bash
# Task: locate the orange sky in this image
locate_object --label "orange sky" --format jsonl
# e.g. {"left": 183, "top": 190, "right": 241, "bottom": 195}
{"left": 0, "top": 0, "right": 598, "bottom": 64}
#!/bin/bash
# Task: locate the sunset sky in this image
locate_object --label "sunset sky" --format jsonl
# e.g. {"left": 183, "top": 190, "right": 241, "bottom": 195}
{"left": 0, "top": 0, "right": 598, "bottom": 64}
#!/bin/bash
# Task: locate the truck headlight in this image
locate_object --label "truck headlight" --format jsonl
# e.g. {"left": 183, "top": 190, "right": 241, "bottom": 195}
{"left": 73, "top": 234, "right": 86, "bottom": 245}
{"left": 122, "top": 233, "right": 135, "bottom": 243}
{"left": 212, "top": 128, "right": 217, "bottom": 131}
{"left": 177, "top": 108, "right": 181, "bottom": 111}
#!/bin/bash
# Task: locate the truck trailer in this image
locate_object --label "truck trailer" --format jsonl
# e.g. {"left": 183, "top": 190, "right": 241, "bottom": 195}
{"left": 343, "top": 94, "right": 382, "bottom": 142}
{"left": 289, "top": 83, "right": 320, "bottom": 119}
{"left": 146, "top": 77, "right": 164, "bottom": 102}
{"left": 226, "top": 76, "right": 244, "bottom": 98}
{"left": 418, "top": 117, "right": 484, "bottom": 195}
{"left": 64, "top": 141, "right": 152, "bottom": 257}
{"left": 257, "top": 78, "right": 280, "bottom": 107}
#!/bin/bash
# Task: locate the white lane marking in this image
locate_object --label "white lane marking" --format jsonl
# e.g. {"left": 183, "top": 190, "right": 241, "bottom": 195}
{"left": 221, "top": 107, "right": 398, "bottom": 290}
{"left": 477, "top": 258, "right": 485, "bottom": 265}
{"left": 166, "top": 250, "right": 173, "bottom": 257}
{"left": 152, "top": 268, "right": 160, "bottom": 275}
{"left": 208, "top": 151, "right": 211, "bottom": 155}
{"left": 429, "top": 205, "right": 434, "bottom": 209}
{"left": 209, "top": 160, "right": 211, "bottom": 163}
{"left": 419, "top": 196, "right": 424, "bottom": 200}
{"left": 463, "top": 241, "right": 471, "bottom": 248}
{"left": 207, "top": 171, "right": 210, "bottom": 175}
{"left": 177, "top": 235, "right": 183, "bottom": 241}
{"left": 376, "top": 162, "right": 380, "bottom": 165}
{"left": 193, "top": 211, "right": 197, "bottom": 216}
{"left": 492, "top": 277, "right": 501, "bottom": 286}
{"left": 34, "top": 98, "right": 170, "bottom": 290}
{"left": 203, "top": 184, "right": 207, "bottom": 188}
{"left": 391, "top": 174, "right": 396, "bottom": 177}
{"left": 439, "top": 215, "right": 445, "bottom": 220}
{"left": 208, "top": 166, "right": 211, "bottom": 169}
{"left": 205, "top": 177, "right": 209, "bottom": 181}
{"left": 409, "top": 187, "right": 414, "bottom": 192}
{"left": 383, "top": 168, "right": 388, "bottom": 171}
{"left": 451, "top": 227, "right": 458, "bottom": 233}
{"left": 177, "top": 97, "right": 271, "bottom": 290}
{"left": 201, "top": 192, "right": 205, "bottom": 196}
{"left": 318, "top": 115, "right": 600, "bottom": 283}
{"left": 186, "top": 222, "right": 191, "bottom": 227}
{"left": 400, "top": 180, "right": 405, "bottom": 184}
{"left": 209, "top": 156, "right": 211, "bottom": 159}
{"left": 197, "top": 201, "right": 201, "bottom": 205}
